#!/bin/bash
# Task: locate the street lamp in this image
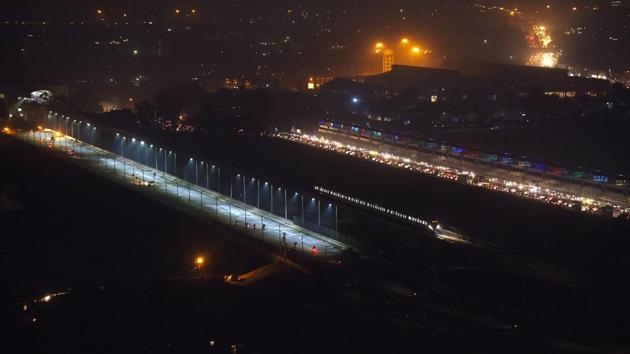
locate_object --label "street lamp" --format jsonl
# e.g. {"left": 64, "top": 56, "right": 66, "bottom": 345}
{"left": 203, "top": 162, "right": 209, "bottom": 189}
{"left": 242, "top": 175, "right": 246, "bottom": 203}
{"left": 195, "top": 159, "right": 199, "bottom": 185}
{"left": 374, "top": 41, "right": 384, "bottom": 53}
{"left": 140, "top": 140, "right": 147, "bottom": 165}
{"left": 194, "top": 256, "right": 205, "bottom": 272}
{"left": 151, "top": 145, "right": 157, "bottom": 169}
{"left": 301, "top": 194, "right": 304, "bottom": 222}
{"left": 283, "top": 188, "right": 288, "bottom": 219}
{"left": 121, "top": 137, "right": 127, "bottom": 176}
{"left": 257, "top": 180, "right": 262, "bottom": 208}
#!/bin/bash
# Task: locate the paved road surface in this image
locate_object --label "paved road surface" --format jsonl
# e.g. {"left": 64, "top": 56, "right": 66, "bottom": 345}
{"left": 19, "top": 130, "right": 346, "bottom": 256}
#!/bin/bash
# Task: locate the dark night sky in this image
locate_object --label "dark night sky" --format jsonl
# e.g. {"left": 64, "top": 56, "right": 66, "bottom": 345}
{"left": 2, "top": 1, "right": 601, "bottom": 20}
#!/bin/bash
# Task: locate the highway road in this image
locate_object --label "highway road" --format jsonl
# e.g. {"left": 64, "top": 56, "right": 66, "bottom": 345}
{"left": 18, "top": 129, "right": 346, "bottom": 256}
{"left": 284, "top": 131, "right": 630, "bottom": 218}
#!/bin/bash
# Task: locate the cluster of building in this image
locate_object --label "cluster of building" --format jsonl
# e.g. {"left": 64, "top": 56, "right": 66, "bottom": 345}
{"left": 311, "top": 62, "right": 610, "bottom": 100}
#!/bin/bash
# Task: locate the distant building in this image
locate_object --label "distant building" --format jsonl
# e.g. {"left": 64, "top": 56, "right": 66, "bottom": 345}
{"left": 365, "top": 65, "right": 463, "bottom": 93}
{"left": 223, "top": 78, "right": 255, "bottom": 90}
{"left": 382, "top": 49, "right": 394, "bottom": 73}
{"left": 0, "top": 77, "right": 68, "bottom": 121}
{"left": 0, "top": 77, "right": 68, "bottom": 104}
{"left": 306, "top": 75, "right": 334, "bottom": 91}
{"left": 353, "top": 63, "right": 610, "bottom": 97}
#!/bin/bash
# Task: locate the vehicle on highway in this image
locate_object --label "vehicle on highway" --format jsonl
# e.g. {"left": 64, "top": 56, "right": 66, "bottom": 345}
{"left": 131, "top": 175, "right": 154, "bottom": 187}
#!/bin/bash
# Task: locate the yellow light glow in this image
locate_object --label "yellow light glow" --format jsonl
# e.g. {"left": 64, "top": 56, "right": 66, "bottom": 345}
{"left": 191, "top": 9, "right": 197, "bottom": 14}
{"left": 3, "top": 127, "right": 9, "bottom": 133}
{"left": 401, "top": 38, "right": 409, "bottom": 44}
{"left": 532, "top": 25, "right": 552, "bottom": 48}
{"left": 175, "top": 9, "right": 181, "bottom": 14}
{"left": 529, "top": 52, "right": 558, "bottom": 67}
{"left": 195, "top": 256, "right": 205, "bottom": 266}
{"left": 37, "top": 126, "right": 43, "bottom": 130}
{"left": 540, "top": 53, "right": 557, "bottom": 67}
{"left": 411, "top": 46, "right": 421, "bottom": 54}
{"left": 375, "top": 42, "right": 384, "bottom": 49}
{"left": 96, "top": 9, "right": 103, "bottom": 15}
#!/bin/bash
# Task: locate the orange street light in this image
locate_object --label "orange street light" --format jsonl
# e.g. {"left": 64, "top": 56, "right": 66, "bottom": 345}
{"left": 411, "top": 46, "right": 421, "bottom": 54}
{"left": 195, "top": 256, "right": 205, "bottom": 268}
{"left": 401, "top": 37, "right": 409, "bottom": 45}
{"left": 175, "top": 9, "right": 181, "bottom": 15}
{"left": 374, "top": 42, "right": 384, "bottom": 54}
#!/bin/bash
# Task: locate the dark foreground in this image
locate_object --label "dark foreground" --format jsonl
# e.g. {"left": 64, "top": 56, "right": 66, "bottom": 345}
{"left": 1, "top": 135, "right": 629, "bottom": 353}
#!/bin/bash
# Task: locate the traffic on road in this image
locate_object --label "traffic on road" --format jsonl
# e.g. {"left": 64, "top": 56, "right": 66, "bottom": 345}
{"left": 277, "top": 133, "right": 630, "bottom": 219}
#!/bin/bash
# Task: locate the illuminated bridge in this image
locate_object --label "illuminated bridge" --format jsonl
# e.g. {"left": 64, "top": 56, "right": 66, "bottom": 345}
{"left": 16, "top": 115, "right": 352, "bottom": 257}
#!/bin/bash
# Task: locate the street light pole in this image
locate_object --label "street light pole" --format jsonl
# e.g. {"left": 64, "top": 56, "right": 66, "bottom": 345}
{"left": 257, "top": 180, "right": 260, "bottom": 208}
{"left": 78, "top": 122, "right": 83, "bottom": 159}
{"left": 217, "top": 167, "right": 221, "bottom": 193}
{"left": 242, "top": 176, "right": 246, "bottom": 203}
{"left": 284, "top": 189, "right": 288, "bottom": 219}
{"left": 318, "top": 199, "right": 321, "bottom": 226}
{"left": 300, "top": 194, "right": 304, "bottom": 224}
{"left": 122, "top": 137, "right": 126, "bottom": 176}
